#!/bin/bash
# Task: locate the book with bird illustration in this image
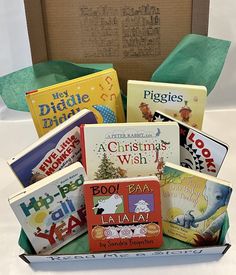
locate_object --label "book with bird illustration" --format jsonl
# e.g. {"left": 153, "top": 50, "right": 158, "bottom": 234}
{"left": 26, "top": 68, "right": 125, "bottom": 137}
{"left": 80, "top": 122, "right": 180, "bottom": 180}
{"left": 127, "top": 80, "right": 207, "bottom": 130}
{"left": 8, "top": 162, "right": 87, "bottom": 255}
{"left": 161, "top": 162, "right": 232, "bottom": 246}
{"left": 84, "top": 176, "right": 163, "bottom": 252}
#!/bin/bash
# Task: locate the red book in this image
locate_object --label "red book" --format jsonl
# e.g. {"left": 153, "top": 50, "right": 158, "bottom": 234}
{"left": 84, "top": 176, "right": 163, "bottom": 252}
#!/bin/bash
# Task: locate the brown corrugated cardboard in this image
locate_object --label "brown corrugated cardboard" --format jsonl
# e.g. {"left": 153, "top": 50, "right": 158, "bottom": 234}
{"left": 24, "top": 0, "right": 209, "bottom": 91}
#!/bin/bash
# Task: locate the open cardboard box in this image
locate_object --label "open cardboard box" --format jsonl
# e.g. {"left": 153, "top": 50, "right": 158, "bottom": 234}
{"left": 19, "top": 230, "right": 231, "bottom": 264}
{"left": 24, "top": 0, "right": 210, "bottom": 92}
{"left": 10, "top": 0, "right": 231, "bottom": 264}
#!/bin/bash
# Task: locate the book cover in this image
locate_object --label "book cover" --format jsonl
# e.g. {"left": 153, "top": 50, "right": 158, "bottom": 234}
{"left": 8, "top": 109, "right": 97, "bottom": 187}
{"left": 127, "top": 80, "right": 207, "bottom": 130}
{"left": 80, "top": 122, "right": 180, "bottom": 180}
{"left": 152, "top": 110, "right": 228, "bottom": 177}
{"left": 84, "top": 176, "right": 163, "bottom": 252}
{"left": 9, "top": 162, "right": 87, "bottom": 255}
{"left": 161, "top": 162, "right": 232, "bottom": 246}
{"left": 26, "top": 68, "right": 125, "bottom": 137}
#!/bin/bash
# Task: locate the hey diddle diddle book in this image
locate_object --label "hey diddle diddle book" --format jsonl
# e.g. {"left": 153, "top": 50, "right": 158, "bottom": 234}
{"left": 8, "top": 109, "right": 97, "bottom": 187}
{"left": 161, "top": 162, "right": 232, "bottom": 246}
{"left": 8, "top": 162, "right": 87, "bottom": 255}
{"left": 80, "top": 122, "right": 180, "bottom": 180}
{"left": 127, "top": 80, "right": 207, "bottom": 130}
{"left": 26, "top": 68, "right": 125, "bottom": 137}
{"left": 84, "top": 176, "right": 163, "bottom": 252}
{"left": 152, "top": 110, "right": 228, "bottom": 177}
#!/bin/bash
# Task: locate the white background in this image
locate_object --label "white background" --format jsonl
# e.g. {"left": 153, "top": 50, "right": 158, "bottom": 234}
{"left": 0, "top": 0, "right": 236, "bottom": 274}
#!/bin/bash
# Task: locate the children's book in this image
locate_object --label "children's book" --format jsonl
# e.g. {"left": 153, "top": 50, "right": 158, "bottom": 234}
{"left": 8, "top": 109, "right": 97, "bottom": 187}
{"left": 80, "top": 122, "right": 180, "bottom": 180}
{"left": 84, "top": 176, "right": 163, "bottom": 252}
{"left": 127, "top": 80, "right": 207, "bottom": 130}
{"left": 161, "top": 162, "right": 232, "bottom": 246}
{"left": 26, "top": 68, "right": 125, "bottom": 137}
{"left": 8, "top": 162, "right": 87, "bottom": 255}
{"left": 152, "top": 110, "right": 228, "bottom": 177}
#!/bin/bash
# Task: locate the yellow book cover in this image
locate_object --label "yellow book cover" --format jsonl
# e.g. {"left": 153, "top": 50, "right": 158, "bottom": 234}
{"left": 161, "top": 162, "right": 232, "bottom": 246}
{"left": 127, "top": 80, "right": 207, "bottom": 130}
{"left": 26, "top": 68, "right": 125, "bottom": 137}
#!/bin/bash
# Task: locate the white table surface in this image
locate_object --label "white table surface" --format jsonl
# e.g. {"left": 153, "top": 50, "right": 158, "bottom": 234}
{"left": 0, "top": 108, "right": 235, "bottom": 274}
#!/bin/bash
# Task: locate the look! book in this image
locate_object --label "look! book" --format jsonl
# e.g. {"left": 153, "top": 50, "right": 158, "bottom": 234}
{"left": 84, "top": 177, "right": 163, "bottom": 253}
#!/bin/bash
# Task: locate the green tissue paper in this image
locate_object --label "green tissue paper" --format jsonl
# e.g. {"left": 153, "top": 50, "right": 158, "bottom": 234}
{"left": 0, "top": 61, "right": 113, "bottom": 112}
{"left": 151, "top": 34, "right": 231, "bottom": 95}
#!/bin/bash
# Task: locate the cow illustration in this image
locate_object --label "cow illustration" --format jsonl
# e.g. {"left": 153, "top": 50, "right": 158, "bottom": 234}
{"left": 93, "top": 194, "right": 123, "bottom": 214}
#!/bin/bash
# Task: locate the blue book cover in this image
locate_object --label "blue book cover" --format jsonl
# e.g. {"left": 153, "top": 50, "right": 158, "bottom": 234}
{"left": 8, "top": 109, "right": 97, "bottom": 187}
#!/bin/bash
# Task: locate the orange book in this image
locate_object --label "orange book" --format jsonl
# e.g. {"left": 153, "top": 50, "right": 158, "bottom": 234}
{"left": 84, "top": 176, "right": 163, "bottom": 253}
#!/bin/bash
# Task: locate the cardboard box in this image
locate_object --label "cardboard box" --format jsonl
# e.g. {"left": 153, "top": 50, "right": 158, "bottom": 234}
{"left": 20, "top": 240, "right": 231, "bottom": 264}
{"left": 24, "top": 0, "right": 210, "bottom": 92}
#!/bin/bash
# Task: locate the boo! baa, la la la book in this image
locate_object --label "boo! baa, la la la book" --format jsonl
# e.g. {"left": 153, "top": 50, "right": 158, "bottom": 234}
{"left": 84, "top": 176, "right": 163, "bottom": 252}
{"left": 152, "top": 110, "right": 228, "bottom": 177}
{"left": 80, "top": 122, "right": 180, "bottom": 180}
{"left": 8, "top": 109, "right": 97, "bottom": 187}
{"left": 127, "top": 80, "right": 207, "bottom": 130}
{"left": 26, "top": 68, "right": 125, "bottom": 137}
{"left": 8, "top": 162, "right": 87, "bottom": 255}
{"left": 161, "top": 162, "right": 232, "bottom": 246}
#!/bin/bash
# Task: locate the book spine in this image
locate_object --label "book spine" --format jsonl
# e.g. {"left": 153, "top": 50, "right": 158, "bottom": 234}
{"left": 79, "top": 124, "right": 87, "bottom": 172}
{"left": 25, "top": 92, "right": 42, "bottom": 137}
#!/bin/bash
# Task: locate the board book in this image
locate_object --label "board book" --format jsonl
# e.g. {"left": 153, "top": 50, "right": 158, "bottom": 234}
{"left": 8, "top": 109, "right": 96, "bottom": 187}
{"left": 127, "top": 80, "right": 207, "bottom": 130}
{"left": 161, "top": 162, "right": 232, "bottom": 246}
{"left": 8, "top": 162, "right": 87, "bottom": 255}
{"left": 80, "top": 122, "right": 180, "bottom": 180}
{"left": 84, "top": 176, "right": 163, "bottom": 252}
{"left": 25, "top": 68, "right": 125, "bottom": 137}
{"left": 152, "top": 110, "right": 228, "bottom": 177}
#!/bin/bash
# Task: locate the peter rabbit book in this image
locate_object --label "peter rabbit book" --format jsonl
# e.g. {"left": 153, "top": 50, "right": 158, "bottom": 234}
{"left": 84, "top": 176, "right": 163, "bottom": 252}
{"left": 8, "top": 162, "right": 87, "bottom": 255}
{"left": 152, "top": 110, "right": 228, "bottom": 177}
{"left": 80, "top": 122, "right": 180, "bottom": 180}
{"left": 127, "top": 80, "right": 207, "bottom": 130}
{"left": 26, "top": 68, "right": 125, "bottom": 137}
{"left": 8, "top": 109, "right": 96, "bottom": 187}
{"left": 161, "top": 162, "right": 232, "bottom": 246}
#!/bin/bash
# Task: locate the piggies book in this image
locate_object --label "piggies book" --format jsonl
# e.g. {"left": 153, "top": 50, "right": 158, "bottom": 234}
{"left": 152, "top": 110, "right": 228, "bottom": 177}
{"left": 161, "top": 162, "right": 232, "bottom": 246}
{"left": 127, "top": 80, "right": 207, "bottom": 130}
{"left": 80, "top": 122, "right": 180, "bottom": 180}
{"left": 84, "top": 176, "right": 163, "bottom": 252}
{"left": 8, "top": 162, "right": 87, "bottom": 255}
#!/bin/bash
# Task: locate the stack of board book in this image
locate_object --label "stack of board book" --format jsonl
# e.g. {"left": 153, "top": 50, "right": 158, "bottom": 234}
{"left": 7, "top": 74, "right": 232, "bottom": 257}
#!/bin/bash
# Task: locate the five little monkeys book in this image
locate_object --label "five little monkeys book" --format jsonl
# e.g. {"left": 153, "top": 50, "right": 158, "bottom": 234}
{"left": 152, "top": 110, "right": 228, "bottom": 177}
{"left": 161, "top": 162, "right": 232, "bottom": 246}
{"left": 127, "top": 80, "right": 207, "bottom": 130}
{"left": 8, "top": 162, "right": 87, "bottom": 255}
{"left": 25, "top": 68, "right": 125, "bottom": 137}
{"left": 8, "top": 109, "right": 97, "bottom": 187}
{"left": 84, "top": 176, "right": 163, "bottom": 252}
{"left": 80, "top": 122, "right": 180, "bottom": 180}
